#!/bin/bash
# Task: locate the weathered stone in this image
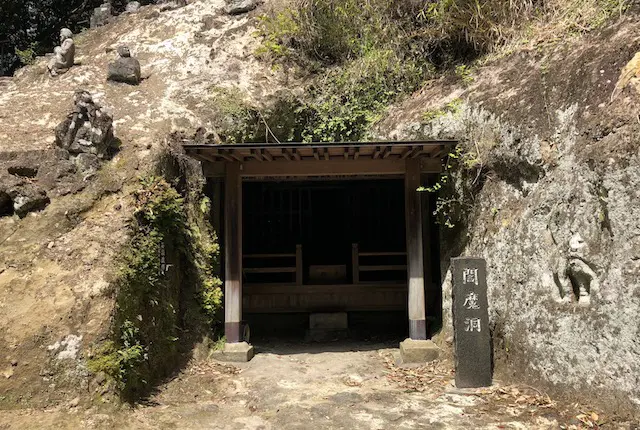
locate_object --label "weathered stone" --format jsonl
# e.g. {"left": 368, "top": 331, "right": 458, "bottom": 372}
{"left": 452, "top": 257, "right": 491, "bottom": 388}
{"left": 158, "top": 0, "right": 187, "bottom": 11}
{"left": 212, "top": 342, "right": 254, "bottom": 362}
{"left": 226, "top": 0, "right": 258, "bottom": 15}
{"left": 90, "top": 3, "right": 113, "bottom": 28}
{"left": 201, "top": 14, "right": 218, "bottom": 31}
{"left": 107, "top": 47, "right": 141, "bottom": 85}
{"left": 8, "top": 165, "right": 38, "bottom": 178}
{"left": 47, "top": 29, "right": 75, "bottom": 77}
{"left": 8, "top": 185, "right": 50, "bottom": 218}
{"left": 75, "top": 153, "right": 100, "bottom": 173}
{"left": 55, "top": 90, "right": 116, "bottom": 159}
{"left": 399, "top": 339, "right": 440, "bottom": 364}
{"left": 612, "top": 52, "right": 640, "bottom": 99}
{"left": 125, "top": 1, "right": 141, "bottom": 13}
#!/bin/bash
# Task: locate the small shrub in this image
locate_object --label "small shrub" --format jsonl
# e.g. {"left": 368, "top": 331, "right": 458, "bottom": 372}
{"left": 14, "top": 43, "right": 38, "bottom": 66}
{"left": 422, "top": 98, "right": 463, "bottom": 123}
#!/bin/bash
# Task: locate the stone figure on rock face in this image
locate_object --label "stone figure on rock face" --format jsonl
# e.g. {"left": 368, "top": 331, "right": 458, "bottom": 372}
{"left": 55, "top": 90, "right": 117, "bottom": 174}
{"left": 90, "top": 1, "right": 113, "bottom": 28}
{"left": 47, "top": 29, "right": 75, "bottom": 77}
{"left": 107, "top": 46, "right": 141, "bottom": 85}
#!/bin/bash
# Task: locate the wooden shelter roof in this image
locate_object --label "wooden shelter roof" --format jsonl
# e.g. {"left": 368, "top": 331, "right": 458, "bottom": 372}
{"left": 183, "top": 141, "right": 456, "bottom": 163}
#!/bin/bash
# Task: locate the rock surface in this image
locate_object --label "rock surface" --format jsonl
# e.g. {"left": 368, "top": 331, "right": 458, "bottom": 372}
{"left": 226, "top": 0, "right": 258, "bottom": 15}
{"left": 107, "top": 46, "right": 142, "bottom": 85}
{"left": 377, "top": 18, "right": 640, "bottom": 415}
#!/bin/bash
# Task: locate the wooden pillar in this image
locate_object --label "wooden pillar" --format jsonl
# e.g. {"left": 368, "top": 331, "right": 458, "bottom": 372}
{"left": 351, "top": 243, "right": 359, "bottom": 284}
{"left": 295, "top": 244, "right": 303, "bottom": 286}
{"left": 224, "top": 163, "right": 242, "bottom": 343}
{"left": 405, "top": 158, "right": 427, "bottom": 340}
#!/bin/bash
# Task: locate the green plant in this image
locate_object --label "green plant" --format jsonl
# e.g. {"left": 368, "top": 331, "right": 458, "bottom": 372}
{"left": 418, "top": 144, "right": 483, "bottom": 229}
{"left": 254, "top": 9, "right": 300, "bottom": 61}
{"left": 89, "top": 175, "right": 222, "bottom": 401}
{"left": 14, "top": 43, "right": 38, "bottom": 66}
{"left": 422, "top": 98, "right": 463, "bottom": 123}
{"left": 455, "top": 64, "right": 474, "bottom": 84}
{"left": 300, "top": 48, "right": 427, "bottom": 142}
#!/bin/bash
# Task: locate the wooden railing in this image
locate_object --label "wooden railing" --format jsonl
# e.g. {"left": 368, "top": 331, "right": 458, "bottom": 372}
{"left": 243, "top": 244, "right": 303, "bottom": 286}
{"left": 351, "top": 243, "right": 407, "bottom": 284}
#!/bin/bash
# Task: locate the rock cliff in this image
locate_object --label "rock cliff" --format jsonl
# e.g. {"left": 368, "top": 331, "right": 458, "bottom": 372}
{"left": 377, "top": 13, "right": 640, "bottom": 415}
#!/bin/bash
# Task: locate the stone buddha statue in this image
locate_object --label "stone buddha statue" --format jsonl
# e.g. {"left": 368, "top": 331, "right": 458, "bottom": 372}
{"left": 47, "top": 28, "right": 75, "bottom": 77}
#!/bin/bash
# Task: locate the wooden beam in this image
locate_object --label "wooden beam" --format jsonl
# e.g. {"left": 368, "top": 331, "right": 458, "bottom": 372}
{"left": 222, "top": 149, "right": 243, "bottom": 162}
{"left": 360, "top": 265, "right": 407, "bottom": 272}
{"left": 216, "top": 150, "right": 235, "bottom": 162}
{"left": 373, "top": 146, "right": 381, "bottom": 159}
{"left": 224, "top": 163, "right": 243, "bottom": 343}
{"left": 352, "top": 243, "right": 359, "bottom": 285}
{"left": 405, "top": 158, "right": 426, "bottom": 340}
{"left": 243, "top": 267, "right": 297, "bottom": 274}
{"left": 239, "top": 158, "right": 410, "bottom": 177}
{"left": 313, "top": 148, "right": 320, "bottom": 160}
{"left": 196, "top": 151, "right": 218, "bottom": 163}
{"left": 354, "top": 147, "right": 360, "bottom": 160}
{"left": 296, "top": 244, "right": 303, "bottom": 286}
{"left": 400, "top": 148, "right": 413, "bottom": 159}
{"left": 292, "top": 149, "right": 301, "bottom": 161}
{"left": 250, "top": 149, "right": 264, "bottom": 162}
{"left": 261, "top": 149, "right": 273, "bottom": 162}
{"left": 409, "top": 147, "right": 423, "bottom": 158}
{"left": 381, "top": 146, "right": 392, "bottom": 159}
{"left": 282, "top": 149, "right": 292, "bottom": 161}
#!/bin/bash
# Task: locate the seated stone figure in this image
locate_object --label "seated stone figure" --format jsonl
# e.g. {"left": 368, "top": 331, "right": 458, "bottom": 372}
{"left": 107, "top": 46, "right": 141, "bottom": 85}
{"left": 47, "top": 28, "right": 75, "bottom": 77}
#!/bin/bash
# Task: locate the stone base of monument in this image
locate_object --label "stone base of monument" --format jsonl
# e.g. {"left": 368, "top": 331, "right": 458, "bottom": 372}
{"left": 305, "top": 312, "right": 349, "bottom": 342}
{"left": 399, "top": 338, "right": 440, "bottom": 364}
{"left": 211, "top": 342, "right": 254, "bottom": 362}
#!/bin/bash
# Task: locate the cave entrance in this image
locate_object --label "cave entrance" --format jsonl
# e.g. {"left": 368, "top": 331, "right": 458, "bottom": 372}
{"left": 185, "top": 141, "right": 455, "bottom": 358}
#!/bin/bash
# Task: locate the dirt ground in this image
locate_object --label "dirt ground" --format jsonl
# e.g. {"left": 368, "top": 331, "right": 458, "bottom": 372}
{"left": 0, "top": 338, "right": 631, "bottom": 430}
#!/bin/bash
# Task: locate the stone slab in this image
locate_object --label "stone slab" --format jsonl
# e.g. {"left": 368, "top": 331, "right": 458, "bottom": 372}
{"left": 212, "top": 342, "right": 254, "bottom": 362}
{"left": 309, "top": 312, "right": 348, "bottom": 330}
{"left": 399, "top": 338, "right": 440, "bottom": 363}
{"left": 452, "top": 257, "right": 492, "bottom": 388}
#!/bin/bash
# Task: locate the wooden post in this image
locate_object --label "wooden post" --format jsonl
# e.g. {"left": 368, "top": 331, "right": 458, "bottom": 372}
{"left": 296, "top": 244, "right": 303, "bottom": 286}
{"left": 405, "top": 158, "right": 427, "bottom": 340}
{"left": 224, "top": 163, "right": 242, "bottom": 343}
{"left": 352, "top": 243, "right": 359, "bottom": 284}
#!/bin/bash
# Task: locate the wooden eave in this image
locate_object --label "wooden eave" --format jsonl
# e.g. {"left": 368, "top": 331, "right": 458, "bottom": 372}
{"left": 184, "top": 141, "right": 456, "bottom": 163}
{"left": 183, "top": 141, "right": 457, "bottom": 178}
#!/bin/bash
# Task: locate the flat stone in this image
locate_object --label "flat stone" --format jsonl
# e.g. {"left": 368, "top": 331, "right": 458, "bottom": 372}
{"left": 309, "top": 312, "right": 348, "bottom": 330}
{"left": 212, "top": 342, "right": 254, "bottom": 362}
{"left": 399, "top": 338, "right": 440, "bottom": 364}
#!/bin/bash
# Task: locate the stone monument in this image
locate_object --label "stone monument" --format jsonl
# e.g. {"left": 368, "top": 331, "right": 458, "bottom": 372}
{"left": 452, "top": 257, "right": 492, "bottom": 388}
{"left": 90, "top": 2, "right": 113, "bottom": 28}
{"left": 47, "top": 29, "right": 75, "bottom": 77}
{"left": 55, "top": 90, "right": 117, "bottom": 172}
{"left": 107, "top": 46, "right": 141, "bottom": 85}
